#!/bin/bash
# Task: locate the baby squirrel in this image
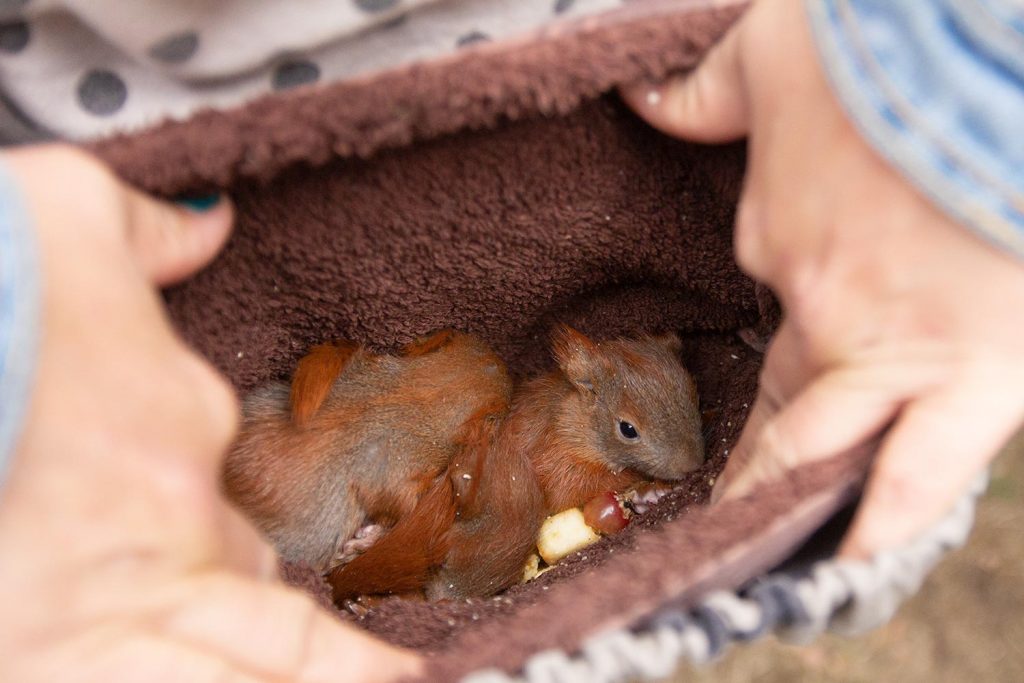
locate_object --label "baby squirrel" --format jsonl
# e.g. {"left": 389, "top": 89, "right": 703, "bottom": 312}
{"left": 224, "top": 330, "right": 521, "bottom": 601}
{"left": 509, "top": 326, "right": 705, "bottom": 515}
{"left": 222, "top": 326, "right": 703, "bottom": 603}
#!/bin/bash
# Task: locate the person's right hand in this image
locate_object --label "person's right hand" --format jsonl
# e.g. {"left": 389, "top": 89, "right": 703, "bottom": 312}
{"left": 0, "top": 146, "right": 421, "bottom": 682}
{"left": 623, "top": 0, "right": 1024, "bottom": 558}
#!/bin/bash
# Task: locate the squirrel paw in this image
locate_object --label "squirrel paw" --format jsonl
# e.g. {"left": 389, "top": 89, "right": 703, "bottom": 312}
{"left": 333, "top": 523, "right": 385, "bottom": 566}
{"left": 623, "top": 482, "right": 675, "bottom": 514}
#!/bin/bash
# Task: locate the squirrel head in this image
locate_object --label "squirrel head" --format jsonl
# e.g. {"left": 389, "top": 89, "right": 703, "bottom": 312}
{"left": 552, "top": 325, "right": 705, "bottom": 480}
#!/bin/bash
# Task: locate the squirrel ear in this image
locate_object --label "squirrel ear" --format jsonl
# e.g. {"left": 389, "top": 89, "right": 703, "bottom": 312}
{"left": 290, "top": 342, "right": 357, "bottom": 426}
{"left": 552, "top": 325, "right": 607, "bottom": 395}
{"left": 654, "top": 331, "right": 683, "bottom": 356}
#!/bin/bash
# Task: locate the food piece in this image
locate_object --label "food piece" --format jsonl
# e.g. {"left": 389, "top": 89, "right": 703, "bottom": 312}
{"left": 521, "top": 553, "right": 543, "bottom": 582}
{"left": 623, "top": 481, "right": 675, "bottom": 514}
{"left": 522, "top": 553, "right": 541, "bottom": 582}
{"left": 529, "top": 484, "right": 671, "bottom": 577}
{"left": 582, "top": 490, "right": 631, "bottom": 534}
{"left": 536, "top": 508, "right": 601, "bottom": 565}
{"left": 521, "top": 553, "right": 554, "bottom": 583}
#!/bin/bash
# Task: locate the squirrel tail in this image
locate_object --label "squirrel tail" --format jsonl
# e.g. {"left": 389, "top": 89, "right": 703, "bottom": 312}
{"left": 289, "top": 342, "right": 358, "bottom": 426}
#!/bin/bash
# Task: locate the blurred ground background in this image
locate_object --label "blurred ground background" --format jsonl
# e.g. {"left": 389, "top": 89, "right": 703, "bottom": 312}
{"left": 674, "top": 432, "right": 1024, "bottom": 683}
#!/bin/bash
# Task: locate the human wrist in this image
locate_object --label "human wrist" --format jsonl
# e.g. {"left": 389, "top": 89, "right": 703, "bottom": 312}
{"left": 805, "top": 0, "right": 1024, "bottom": 259}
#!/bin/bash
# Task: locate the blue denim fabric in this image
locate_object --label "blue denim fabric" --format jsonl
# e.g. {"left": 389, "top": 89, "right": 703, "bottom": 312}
{"left": 0, "top": 164, "right": 39, "bottom": 489}
{"left": 806, "top": 0, "right": 1024, "bottom": 258}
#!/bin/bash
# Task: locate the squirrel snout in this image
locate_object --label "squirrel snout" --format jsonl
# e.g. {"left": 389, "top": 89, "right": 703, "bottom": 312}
{"left": 657, "top": 439, "right": 706, "bottom": 480}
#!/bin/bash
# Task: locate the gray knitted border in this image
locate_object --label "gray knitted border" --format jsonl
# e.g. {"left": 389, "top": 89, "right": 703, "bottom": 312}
{"left": 463, "top": 473, "right": 988, "bottom": 683}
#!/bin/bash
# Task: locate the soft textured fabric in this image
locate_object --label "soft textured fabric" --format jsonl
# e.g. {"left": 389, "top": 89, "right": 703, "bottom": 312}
{"left": 0, "top": 0, "right": 620, "bottom": 141}
{"left": 0, "top": 0, "right": 1001, "bottom": 678}
{"left": 82, "top": 3, "right": 876, "bottom": 677}
{"left": 807, "top": 0, "right": 1024, "bottom": 258}
{"left": 460, "top": 472, "right": 986, "bottom": 683}
{"left": 0, "top": 164, "right": 38, "bottom": 490}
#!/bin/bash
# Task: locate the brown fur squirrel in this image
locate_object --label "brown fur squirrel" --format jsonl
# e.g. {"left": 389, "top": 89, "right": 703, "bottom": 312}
{"left": 222, "top": 326, "right": 703, "bottom": 603}
{"left": 508, "top": 326, "right": 705, "bottom": 515}
{"left": 223, "top": 330, "right": 522, "bottom": 601}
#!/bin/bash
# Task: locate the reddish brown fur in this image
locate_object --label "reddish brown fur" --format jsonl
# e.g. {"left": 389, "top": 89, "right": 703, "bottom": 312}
{"left": 402, "top": 329, "right": 457, "bottom": 357}
{"left": 224, "top": 327, "right": 702, "bottom": 603}
{"left": 430, "top": 399, "right": 544, "bottom": 599}
{"left": 448, "top": 398, "right": 514, "bottom": 516}
{"left": 521, "top": 326, "right": 704, "bottom": 514}
{"left": 223, "top": 330, "right": 514, "bottom": 576}
{"left": 329, "top": 473, "right": 457, "bottom": 599}
{"left": 330, "top": 392, "right": 516, "bottom": 600}
{"left": 508, "top": 374, "right": 644, "bottom": 514}
{"left": 289, "top": 342, "right": 357, "bottom": 426}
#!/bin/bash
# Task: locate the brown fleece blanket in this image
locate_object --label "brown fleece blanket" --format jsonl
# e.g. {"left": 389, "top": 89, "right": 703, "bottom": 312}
{"left": 87, "top": 1, "right": 868, "bottom": 678}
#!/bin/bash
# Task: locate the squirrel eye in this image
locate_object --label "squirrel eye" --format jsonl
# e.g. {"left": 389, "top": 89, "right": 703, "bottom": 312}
{"left": 618, "top": 421, "right": 639, "bottom": 440}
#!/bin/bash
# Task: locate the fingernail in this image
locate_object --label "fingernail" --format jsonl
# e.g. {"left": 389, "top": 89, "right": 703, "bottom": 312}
{"left": 710, "top": 480, "right": 725, "bottom": 504}
{"left": 710, "top": 471, "right": 735, "bottom": 504}
{"left": 176, "top": 194, "right": 221, "bottom": 212}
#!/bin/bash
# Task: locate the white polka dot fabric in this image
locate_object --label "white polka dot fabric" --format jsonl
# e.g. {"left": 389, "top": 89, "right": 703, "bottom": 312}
{"left": 0, "top": 0, "right": 624, "bottom": 142}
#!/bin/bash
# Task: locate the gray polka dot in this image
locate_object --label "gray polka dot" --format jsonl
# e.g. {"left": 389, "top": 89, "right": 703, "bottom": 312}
{"left": 272, "top": 60, "right": 320, "bottom": 90}
{"left": 0, "top": 20, "right": 28, "bottom": 53}
{"left": 0, "top": 0, "right": 29, "bottom": 13}
{"left": 354, "top": 0, "right": 399, "bottom": 12}
{"left": 77, "top": 70, "right": 127, "bottom": 116}
{"left": 380, "top": 13, "right": 408, "bottom": 30}
{"left": 456, "top": 31, "right": 490, "bottom": 48}
{"left": 553, "top": 0, "right": 575, "bottom": 14}
{"left": 148, "top": 31, "right": 199, "bottom": 64}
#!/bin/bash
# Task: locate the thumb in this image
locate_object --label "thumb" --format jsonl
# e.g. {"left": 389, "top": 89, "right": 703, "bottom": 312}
{"left": 712, "top": 360, "right": 923, "bottom": 504}
{"left": 164, "top": 574, "right": 423, "bottom": 682}
{"left": 123, "top": 188, "right": 234, "bottom": 286}
{"left": 841, "top": 377, "right": 1024, "bottom": 559}
{"left": 620, "top": 24, "right": 749, "bottom": 143}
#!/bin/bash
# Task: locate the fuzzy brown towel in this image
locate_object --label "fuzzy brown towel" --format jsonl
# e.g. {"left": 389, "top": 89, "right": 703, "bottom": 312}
{"left": 88, "top": 1, "right": 868, "bottom": 678}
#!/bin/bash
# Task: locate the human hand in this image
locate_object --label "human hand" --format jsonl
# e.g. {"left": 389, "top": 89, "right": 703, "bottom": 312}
{"left": 0, "top": 147, "right": 420, "bottom": 682}
{"left": 622, "top": 0, "right": 1024, "bottom": 558}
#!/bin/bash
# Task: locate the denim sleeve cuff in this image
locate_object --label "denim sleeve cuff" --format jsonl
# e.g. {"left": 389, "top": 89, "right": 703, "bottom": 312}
{"left": 806, "top": 0, "right": 1024, "bottom": 259}
{"left": 0, "top": 162, "right": 40, "bottom": 489}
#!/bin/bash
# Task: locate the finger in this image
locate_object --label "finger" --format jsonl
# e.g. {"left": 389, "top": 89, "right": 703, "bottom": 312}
{"left": 711, "top": 390, "right": 773, "bottom": 503}
{"left": 840, "top": 382, "right": 1024, "bottom": 559}
{"left": 620, "top": 25, "right": 749, "bottom": 143}
{"left": 122, "top": 188, "right": 234, "bottom": 286}
{"left": 217, "top": 500, "right": 279, "bottom": 581}
{"left": 714, "top": 361, "right": 921, "bottom": 504}
{"left": 160, "top": 574, "right": 423, "bottom": 683}
{"left": 56, "top": 631, "right": 266, "bottom": 683}
{"left": 711, "top": 322, "right": 814, "bottom": 502}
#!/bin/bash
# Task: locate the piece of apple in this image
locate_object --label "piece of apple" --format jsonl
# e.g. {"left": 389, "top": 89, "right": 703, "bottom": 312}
{"left": 536, "top": 508, "right": 601, "bottom": 565}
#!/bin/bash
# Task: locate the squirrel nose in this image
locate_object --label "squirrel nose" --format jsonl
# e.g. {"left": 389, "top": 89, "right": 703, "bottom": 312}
{"left": 669, "top": 437, "right": 706, "bottom": 477}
